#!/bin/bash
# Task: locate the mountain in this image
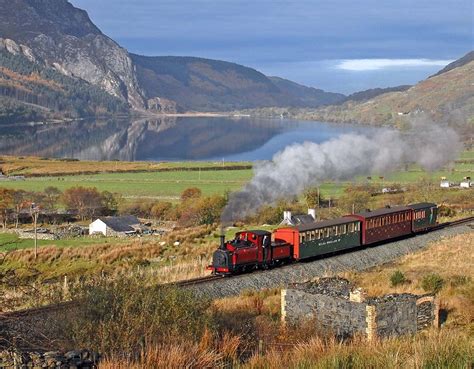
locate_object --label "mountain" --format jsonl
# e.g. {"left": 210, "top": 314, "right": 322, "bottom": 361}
{"left": 268, "top": 77, "right": 345, "bottom": 107}
{"left": 430, "top": 51, "right": 474, "bottom": 78}
{"left": 0, "top": 48, "right": 129, "bottom": 124}
{"left": 341, "top": 85, "right": 411, "bottom": 103}
{"left": 303, "top": 52, "right": 474, "bottom": 127}
{"left": 0, "top": 0, "right": 145, "bottom": 109}
{"left": 0, "top": 0, "right": 344, "bottom": 117}
{"left": 131, "top": 55, "right": 344, "bottom": 112}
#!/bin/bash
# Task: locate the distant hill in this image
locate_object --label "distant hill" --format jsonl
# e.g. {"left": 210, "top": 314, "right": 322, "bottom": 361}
{"left": 301, "top": 52, "right": 474, "bottom": 127}
{"left": 268, "top": 77, "right": 345, "bottom": 107}
{"left": 430, "top": 51, "right": 474, "bottom": 78}
{"left": 341, "top": 85, "right": 411, "bottom": 103}
{"left": 132, "top": 55, "right": 344, "bottom": 112}
{"left": 0, "top": 0, "right": 343, "bottom": 118}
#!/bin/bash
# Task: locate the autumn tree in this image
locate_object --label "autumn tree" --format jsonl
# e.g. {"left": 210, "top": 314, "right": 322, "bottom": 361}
{"left": 43, "top": 186, "right": 62, "bottom": 211}
{"left": 62, "top": 186, "right": 104, "bottom": 220}
{"left": 180, "top": 187, "right": 202, "bottom": 202}
{"left": 0, "top": 188, "right": 14, "bottom": 228}
{"left": 10, "top": 189, "right": 29, "bottom": 228}
{"left": 337, "top": 186, "right": 373, "bottom": 214}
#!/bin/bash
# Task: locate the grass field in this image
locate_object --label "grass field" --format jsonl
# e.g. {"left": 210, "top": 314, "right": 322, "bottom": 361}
{"left": 0, "top": 233, "right": 127, "bottom": 253}
{"left": 0, "top": 151, "right": 472, "bottom": 199}
{"left": 0, "top": 169, "right": 253, "bottom": 198}
{"left": 0, "top": 155, "right": 251, "bottom": 176}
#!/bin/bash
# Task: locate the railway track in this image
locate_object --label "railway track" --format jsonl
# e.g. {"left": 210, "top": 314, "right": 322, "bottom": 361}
{"left": 0, "top": 301, "right": 76, "bottom": 321}
{"left": 1, "top": 216, "right": 473, "bottom": 319}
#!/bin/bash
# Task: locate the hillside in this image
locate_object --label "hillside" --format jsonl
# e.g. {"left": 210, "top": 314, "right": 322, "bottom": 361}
{"left": 342, "top": 85, "right": 411, "bottom": 103}
{"left": 0, "top": 0, "right": 344, "bottom": 116}
{"left": 0, "top": 0, "right": 146, "bottom": 110}
{"left": 132, "top": 55, "right": 344, "bottom": 112}
{"left": 0, "top": 49, "right": 129, "bottom": 124}
{"left": 430, "top": 51, "right": 474, "bottom": 78}
{"left": 268, "top": 77, "right": 345, "bottom": 107}
{"left": 264, "top": 52, "right": 472, "bottom": 129}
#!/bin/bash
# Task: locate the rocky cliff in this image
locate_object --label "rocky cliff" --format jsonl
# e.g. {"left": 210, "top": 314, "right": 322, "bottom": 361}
{"left": 0, "top": 0, "right": 146, "bottom": 109}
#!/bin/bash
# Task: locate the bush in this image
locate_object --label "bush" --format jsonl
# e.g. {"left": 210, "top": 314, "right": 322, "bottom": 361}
{"left": 390, "top": 270, "right": 407, "bottom": 287}
{"left": 65, "top": 278, "right": 213, "bottom": 357}
{"left": 421, "top": 273, "right": 444, "bottom": 293}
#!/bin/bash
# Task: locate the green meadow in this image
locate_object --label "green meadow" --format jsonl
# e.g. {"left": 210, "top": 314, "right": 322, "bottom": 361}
{"left": 0, "top": 150, "right": 471, "bottom": 200}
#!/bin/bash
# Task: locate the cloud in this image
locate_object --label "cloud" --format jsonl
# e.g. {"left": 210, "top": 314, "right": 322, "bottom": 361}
{"left": 336, "top": 58, "right": 454, "bottom": 71}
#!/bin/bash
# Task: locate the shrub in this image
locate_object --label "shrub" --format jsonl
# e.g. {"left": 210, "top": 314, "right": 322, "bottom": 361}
{"left": 390, "top": 270, "right": 407, "bottom": 287}
{"left": 449, "top": 275, "right": 471, "bottom": 287}
{"left": 65, "top": 278, "right": 213, "bottom": 357}
{"left": 421, "top": 273, "right": 444, "bottom": 293}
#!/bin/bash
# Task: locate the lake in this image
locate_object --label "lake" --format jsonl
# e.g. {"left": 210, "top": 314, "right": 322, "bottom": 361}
{"left": 0, "top": 116, "right": 373, "bottom": 161}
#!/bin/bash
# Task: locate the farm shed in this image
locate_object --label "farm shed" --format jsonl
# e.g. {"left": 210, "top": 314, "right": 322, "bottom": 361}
{"left": 89, "top": 215, "right": 141, "bottom": 237}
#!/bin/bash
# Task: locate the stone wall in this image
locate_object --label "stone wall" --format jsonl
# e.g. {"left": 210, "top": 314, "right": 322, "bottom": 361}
{"left": 281, "top": 278, "right": 439, "bottom": 340}
{"left": 0, "top": 349, "right": 98, "bottom": 368}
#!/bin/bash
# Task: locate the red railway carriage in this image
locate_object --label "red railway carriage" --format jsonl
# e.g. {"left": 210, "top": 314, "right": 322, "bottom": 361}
{"left": 350, "top": 206, "right": 413, "bottom": 245}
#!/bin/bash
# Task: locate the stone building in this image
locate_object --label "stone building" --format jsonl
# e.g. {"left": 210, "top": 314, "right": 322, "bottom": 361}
{"left": 281, "top": 277, "right": 439, "bottom": 340}
{"left": 89, "top": 215, "right": 141, "bottom": 237}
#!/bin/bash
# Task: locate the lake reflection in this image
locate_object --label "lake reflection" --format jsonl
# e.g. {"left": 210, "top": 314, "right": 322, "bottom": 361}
{"left": 0, "top": 117, "right": 373, "bottom": 161}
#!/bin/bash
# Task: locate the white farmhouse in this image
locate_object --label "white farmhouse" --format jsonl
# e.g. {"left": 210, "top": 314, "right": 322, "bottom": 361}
{"left": 89, "top": 215, "right": 140, "bottom": 237}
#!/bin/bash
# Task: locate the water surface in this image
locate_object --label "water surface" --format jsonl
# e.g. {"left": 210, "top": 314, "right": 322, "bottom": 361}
{"left": 0, "top": 117, "right": 373, "bottom": 161}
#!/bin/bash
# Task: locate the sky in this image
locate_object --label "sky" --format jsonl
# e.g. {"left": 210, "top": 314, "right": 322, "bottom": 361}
{"left": 70, "top": 0, "right": 473, "bottom": 94}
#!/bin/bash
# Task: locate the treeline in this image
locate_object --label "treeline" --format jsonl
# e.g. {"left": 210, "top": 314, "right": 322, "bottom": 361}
{"left": 0, "top": 186, "right": 227, "bottom": 228}
{"left": 0, "top": 50, "right": 129, "bottom": 124}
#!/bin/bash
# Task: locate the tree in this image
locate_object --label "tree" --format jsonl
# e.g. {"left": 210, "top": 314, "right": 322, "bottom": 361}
{"left": 101, "top": 191, "right": 119, "bottom": 216}
{"left": 11, "top": 189, "right": 28, "bottom": 228}
{"left": 337, "top": 186, "right": 372, "bottom": 214}
{"left": 180, "top": 187, "right": 202, "bottom": 202}
{"left": 63, "top": 186, "right": 103, "bottom": 220}
{"left": 304, "top": 187, "right": 322, "bottom": 208}
{"left": 0, "top": 188, "right": 15, "bottom": 228}
{"left": 150, "top": 201, "right": 173, "bottom": 220}
{"left": 43, "top": 186, "right": 62, "bottom": 212}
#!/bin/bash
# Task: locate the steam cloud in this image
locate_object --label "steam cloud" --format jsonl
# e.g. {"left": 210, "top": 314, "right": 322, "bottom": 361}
{"left": 221, "top": 120, "right": 461, "bottom": 223}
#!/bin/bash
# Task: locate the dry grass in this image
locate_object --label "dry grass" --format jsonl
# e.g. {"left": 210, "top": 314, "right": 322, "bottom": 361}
{"left": 342, "top": 232, "right": 474, "bottom": 328}
{"left": 242, "top": 329, "right": 473, "bottom": 369}
{"left": 0, "top": 155, "right": 249, "bottom": 176}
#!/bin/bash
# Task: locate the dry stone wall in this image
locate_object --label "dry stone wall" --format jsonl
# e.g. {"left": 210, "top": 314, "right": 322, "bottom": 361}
{"left": 281, "top": 278, "right": 439, "bottom": 340}
{"left": 0, "top": 349, "right": 98, "bottom": 368}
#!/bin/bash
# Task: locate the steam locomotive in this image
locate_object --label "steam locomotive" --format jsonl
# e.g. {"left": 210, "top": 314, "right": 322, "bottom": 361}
{"left": 208, "top": 203, "right": 438, "bottom": 275}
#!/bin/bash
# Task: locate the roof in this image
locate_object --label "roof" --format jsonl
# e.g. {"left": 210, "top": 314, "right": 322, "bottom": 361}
{"left": 237, "top": 230, "right": 272, "bottom": 236}
{"left": 280, "top": 213, "right": 316, "bottom": 227}
{"left": 354, "top": 206, "right": 411, "bottom": 218}
{"left": 407, "top": 203, "right": 437, "bottom": 210}
{"left": 96, "top": 215, "right": 140, "bottom": 232}
{"left": 281, "top": 216, "right": 359, "bottom": 232}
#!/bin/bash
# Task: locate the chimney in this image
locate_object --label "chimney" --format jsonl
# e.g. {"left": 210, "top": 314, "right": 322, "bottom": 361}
{"left": 283, "top": 211, "right": 292, "bottom": 222}
{"left": 307, "top": 208, "right": 316, "bottom": 220}
{"left": 220, "top": 234, "right": 226, "bottom": 249}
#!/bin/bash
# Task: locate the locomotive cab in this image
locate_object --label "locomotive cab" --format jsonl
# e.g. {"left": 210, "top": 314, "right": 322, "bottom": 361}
{"left": 207, "top": 230, "right": 274, "bottom": 275}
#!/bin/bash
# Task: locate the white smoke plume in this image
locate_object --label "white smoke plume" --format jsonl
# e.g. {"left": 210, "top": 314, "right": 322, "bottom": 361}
{"left": 221, "top": 120, "right": 461, "bottom": 223}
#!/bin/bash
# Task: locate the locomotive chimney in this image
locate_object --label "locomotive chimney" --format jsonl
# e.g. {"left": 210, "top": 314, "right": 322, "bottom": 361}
{"left": 219, "top": 228, "right": 226, "bottom": 249}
